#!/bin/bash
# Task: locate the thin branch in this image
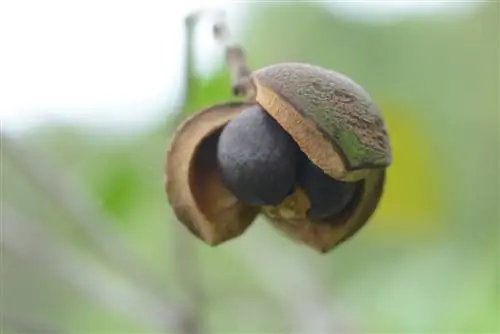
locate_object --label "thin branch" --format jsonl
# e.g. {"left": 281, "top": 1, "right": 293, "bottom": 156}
{"left": 1, "top": 313, "right": 64, "bottom": 334}
{"left": 1, "top": 134, "right": 173, "bottom": 307}
{"left": 1, "top": 206, "right": 185, "bottom": 333}
{"left": 212, "top": 13, "right": 255, "bottom": 100}
{"left": 234, "top": 230, "right": 360, "bottom": 334}
{"left": 167, "top": 11, "right": 208, "bottom": 334}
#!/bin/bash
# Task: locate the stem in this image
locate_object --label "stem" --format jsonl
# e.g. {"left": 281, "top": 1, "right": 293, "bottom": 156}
{"left": 169, "top": 11, "right": 207, "bottom": 334}
{"left": 234, "top": 231, "right": 360, "bottom": 334}
{"left": 213, "top": 14, "right": 255, "bottom": 101}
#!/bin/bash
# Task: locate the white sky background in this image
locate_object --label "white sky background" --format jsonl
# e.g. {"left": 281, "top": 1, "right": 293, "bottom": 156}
{"left": 0, "top": 0, "right": 477, "bottom": 135}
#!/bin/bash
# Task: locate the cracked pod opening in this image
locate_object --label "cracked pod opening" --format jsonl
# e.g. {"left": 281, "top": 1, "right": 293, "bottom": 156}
{"left": 262, "top": 169, "right": 385, "bottom": 253}
{"left": 165, "top": 102, "right": 260, "bottom": 246}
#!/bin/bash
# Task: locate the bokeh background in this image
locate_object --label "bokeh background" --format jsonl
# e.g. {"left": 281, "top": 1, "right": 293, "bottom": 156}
{"left": 1, "top": 1, "right": 499, "bottom": 333}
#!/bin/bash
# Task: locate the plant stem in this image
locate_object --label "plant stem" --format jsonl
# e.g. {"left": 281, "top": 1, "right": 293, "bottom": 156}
{"left": 213, "top": 14, "right": 255, "bottom": 101}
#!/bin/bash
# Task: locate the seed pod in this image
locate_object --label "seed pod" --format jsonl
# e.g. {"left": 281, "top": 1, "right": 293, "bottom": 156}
{"left": 217, "top": 104, "right": 300, "bottom": 207}
{"left": 165, "top": 62, "right": 392, "bottom": 253}
{"left": 165, "top": 102, "right": 260, "bottom": 245}
{"left": 251, "top": 62, "right": 392, "bottom": 253}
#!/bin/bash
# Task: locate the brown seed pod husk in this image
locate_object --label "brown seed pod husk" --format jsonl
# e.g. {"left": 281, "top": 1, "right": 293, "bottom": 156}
{"left": 261, "top": 168, "right": 385, "bottom": 253}
{"left": 252, "top": 62, "right": 391, "bottom": 182}
{"left": 165, "top": 102, "right": 260, "bottom": 245}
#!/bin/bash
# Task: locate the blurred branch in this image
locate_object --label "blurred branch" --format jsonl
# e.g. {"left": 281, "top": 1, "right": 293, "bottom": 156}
{"left": 234, "top": 231, "right": 360, "bottom": 334}
{"left": 1, "top": 206, "right": 184, "bottom": 333}
{"left": 212, "top": 12, "right": 255, "bottom": 100}
{"left": 167, "top": 11, "right": 208, "bottom": 334}
{"left": 1, "top": 313, "right": 63, "bottom": 334}
{"left": 1, "top": 134, "right": 173, "bottom": 306}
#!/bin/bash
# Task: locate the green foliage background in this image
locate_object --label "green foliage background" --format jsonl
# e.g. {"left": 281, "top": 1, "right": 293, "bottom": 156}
{"left": 2, "top": 2, "right": 499, "bottom": 333}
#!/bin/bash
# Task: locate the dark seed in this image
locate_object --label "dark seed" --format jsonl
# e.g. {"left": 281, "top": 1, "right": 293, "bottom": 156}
{"left": 297, "top": 154, "right": 359, "bottom": 221}
{"left": 217, "top": 104, "right": 300, "bottom": 206}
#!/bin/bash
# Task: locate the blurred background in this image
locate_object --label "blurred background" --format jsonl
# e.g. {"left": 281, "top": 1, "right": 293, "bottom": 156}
{"left": 1, "top": 1, "right": 499, "bottom": 333}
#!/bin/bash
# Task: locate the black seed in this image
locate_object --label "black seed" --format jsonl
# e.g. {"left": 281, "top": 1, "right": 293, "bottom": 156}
{"left": 297, "top": 154, "right": 359, "bottom": 221}
{"left": 217, "top": 104, "right": 300, "bottom": 206}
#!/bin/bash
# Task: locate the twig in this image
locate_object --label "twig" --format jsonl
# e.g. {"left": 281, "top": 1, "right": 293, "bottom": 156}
{"left": 212, "top": 13, "right": 255, "bottom": 100}
{"left": 1, "top": 134, "right": 173, "bottom": 308}
{"left": 1, "top": 206, "right": 184, "bottom": 333}
{"left": 234, "top": 229, "right": 360, "bottom": 334}
{"left": 167, "top": 11, "right": 207, "bottom": 334}
{"left": 1, "top": 313, "right": 64, "bottom": 334}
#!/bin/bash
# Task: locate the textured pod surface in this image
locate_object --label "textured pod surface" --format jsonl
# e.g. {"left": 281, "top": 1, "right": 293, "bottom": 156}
{"left": 262, "top": 169, "right": 385, "bottom": 253}
{"left": 252, "top": 62, "right": 392, "bottom": 181}
{"left": 217, "top": 104, "right": 300, "bottom": 207}
{"left": 165, "top": 102, "right": 260, "bottom": 245}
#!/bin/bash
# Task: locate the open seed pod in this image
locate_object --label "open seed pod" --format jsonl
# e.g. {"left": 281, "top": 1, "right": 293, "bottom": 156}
{"left": 250, "top": 62, "right": 392, "bottom": 253}
{"left": 165, "top": 102, "right": 260, "bottom": 245}
{"left": 165, "top": 61, "right": 392, "bottom": 253}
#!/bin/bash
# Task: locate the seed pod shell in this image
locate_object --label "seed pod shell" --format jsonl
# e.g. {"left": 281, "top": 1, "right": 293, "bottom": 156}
{"left": 251, "top": 62, "right": 391, "bottom": 182}
{"left": 165, "top": 102, "right": 260, "bottom": 245}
